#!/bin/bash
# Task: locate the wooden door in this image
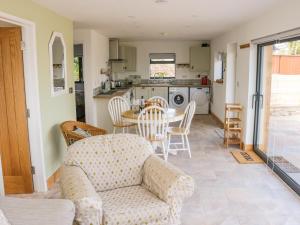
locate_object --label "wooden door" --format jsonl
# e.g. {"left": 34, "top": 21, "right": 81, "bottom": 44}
{"left": 0, "top": 27, "right": 33, "bottom": 194}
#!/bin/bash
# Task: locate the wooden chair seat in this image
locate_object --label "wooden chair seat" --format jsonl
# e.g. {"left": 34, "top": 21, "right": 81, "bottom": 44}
{"left": 113, "top": 122, "right": 136, "bottom": 128}
{"left": 167, "top": 127, "right": 186, "bottom": 135}
{"left": 146, "top": 134, "right": 167, "bottom": 142}
{"left": 167, "top": 101, "right": 196, "bottom": 158}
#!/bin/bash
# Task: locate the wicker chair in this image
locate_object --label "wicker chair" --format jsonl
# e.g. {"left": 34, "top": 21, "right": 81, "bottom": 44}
{"left": 60, "top": 121, "right": 107, "bottom": 146}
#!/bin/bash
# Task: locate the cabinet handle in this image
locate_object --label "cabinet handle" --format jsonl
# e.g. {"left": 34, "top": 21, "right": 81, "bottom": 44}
{"left": 191, "top": 66, "right": 194, "bottom": 70}
{"left": 152, "top": 88, "right": 154, "bottom": 91}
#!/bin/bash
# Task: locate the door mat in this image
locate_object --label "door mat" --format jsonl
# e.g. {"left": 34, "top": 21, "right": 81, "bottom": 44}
{"left": 269, "top": 156, "right": 300, "bottom": 173}
{"left": 231, "top": 150, "right": 264, "bottom": 164}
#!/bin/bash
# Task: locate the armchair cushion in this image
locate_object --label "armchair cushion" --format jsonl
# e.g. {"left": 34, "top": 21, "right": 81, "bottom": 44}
{"left": 99, "top": 185, "right": 170, "bottom": 225}
{"left": 142, "top": 155, "right": 194, "bottom": 225}
{"left": 61, "top": 166, "right": 102, "bottom": 225}
{"left": 64, "top": 134, "right": 153, "bottom": 192}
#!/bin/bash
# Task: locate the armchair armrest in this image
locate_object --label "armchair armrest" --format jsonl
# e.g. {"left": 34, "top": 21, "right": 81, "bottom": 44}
{"left": 142, "top": 155, "right": 194, "bottom": 225}
{"left": 60, "top": 166, "right": 102, "bottom": 225}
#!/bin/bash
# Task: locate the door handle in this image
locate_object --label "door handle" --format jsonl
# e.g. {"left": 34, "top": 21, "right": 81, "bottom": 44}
{"left": 252, "top": 94, "right": 257, "bottom": 109}
{"left": 259, "top": 94, "right": 264, "bottom": 108}
{"left": 252, "top": 93, "right": 264, "bottom": 109}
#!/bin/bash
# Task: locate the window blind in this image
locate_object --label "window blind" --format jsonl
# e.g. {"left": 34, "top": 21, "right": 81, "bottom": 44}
{"left": 251, "top": 27, "right": 300, "bottom": 45}
{"left": 149, "top": 53, "right": 176, "bottom": 64}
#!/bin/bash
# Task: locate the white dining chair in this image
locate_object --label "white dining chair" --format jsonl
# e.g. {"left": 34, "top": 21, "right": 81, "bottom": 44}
{"left": 148, "top": 96, "right": 169, "bottom": 108}
{"left": 108, "top": 96, "right": 136, "bottom": 133}
{"left": 167, "top": 101, "right": 196, "bottom": 158}
{"left": 138, "top": 105, "right": 169, "bottom": 160}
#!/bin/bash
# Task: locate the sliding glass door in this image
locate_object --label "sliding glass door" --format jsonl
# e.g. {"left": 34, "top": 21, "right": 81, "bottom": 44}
{"left": 254, "top": 37, "right": 300, "bottom": 195}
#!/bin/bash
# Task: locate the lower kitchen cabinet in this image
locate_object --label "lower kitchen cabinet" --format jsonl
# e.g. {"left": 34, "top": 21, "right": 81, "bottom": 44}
{"left": 134, "top": 86, "right": 168, "bottom": 101}
{"left": 149, "top": 87, "right": 168, "bottom": 100}
{"left": 135, "top": 87, "right": 150, "bottom": 99}
{"left": 95, "top": 89, "right": 133, "bottom": 133}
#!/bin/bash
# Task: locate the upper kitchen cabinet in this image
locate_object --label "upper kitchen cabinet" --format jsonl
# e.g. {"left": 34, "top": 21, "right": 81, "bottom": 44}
{"left": 190, "top": 46, "right": 210, "bottom": 73}
{"left": 122, "top": 46, "right": 137, "bottom": 71}
{"left": 111, "top": 46, "right": 137, "bottom": 73}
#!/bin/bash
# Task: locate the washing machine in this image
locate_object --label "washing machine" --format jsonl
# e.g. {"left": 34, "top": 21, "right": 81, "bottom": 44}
{"left": 169, "top": 87, "right": 189, "bottom": 110}
{"left": 190, "top": 87, "right": 210, "bottom": 114}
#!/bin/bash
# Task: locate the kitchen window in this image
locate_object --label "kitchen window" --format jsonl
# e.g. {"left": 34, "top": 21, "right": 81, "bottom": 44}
{"left": 149, "top": 53, "right": 176, "bottom": 79}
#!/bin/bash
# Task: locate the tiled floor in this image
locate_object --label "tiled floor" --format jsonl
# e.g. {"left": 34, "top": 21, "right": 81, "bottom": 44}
{"left": 22, "top": 115, "right": 300, "bottom": 225}
{"left": 169, "top": 115, "right": 300, "bottom": 225}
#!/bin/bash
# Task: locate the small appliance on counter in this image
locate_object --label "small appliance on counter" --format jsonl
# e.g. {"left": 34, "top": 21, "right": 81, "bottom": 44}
{"left": 115, "top": 80, "right": 121, "bottom": 88}
{"left": 128, "top": 75, "right": 141, "bottom": 85}
{"left": 201, "top": 76, "right": 209, "bottom": 85}
{"left": 111, "top": 80, "right": 116, "bottom": 89}
{"left": 101, "top": 80, "right": 111, "bottom": 93}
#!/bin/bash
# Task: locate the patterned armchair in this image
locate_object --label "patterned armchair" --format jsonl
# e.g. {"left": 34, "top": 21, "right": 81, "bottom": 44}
{"left": 60, "top": 134, "right": 194, "bottom": 225}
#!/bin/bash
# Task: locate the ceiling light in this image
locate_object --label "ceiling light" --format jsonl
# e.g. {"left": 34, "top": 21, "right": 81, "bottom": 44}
{"left": 160, "top": 32, "right": 168, "bottom": 36}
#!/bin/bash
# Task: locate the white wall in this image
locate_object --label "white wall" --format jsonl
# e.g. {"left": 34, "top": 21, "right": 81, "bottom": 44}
{"left": 210, "top": 0, "right": 300, "bottom": 144}
{"left": 74, "top": 29, "right": 109, "bottom": 125}
{"left": 225, "top": 43, "right": 237, "bottom": 104}
{"left": 115, "top": 40, "right": 209, "bottom": 79}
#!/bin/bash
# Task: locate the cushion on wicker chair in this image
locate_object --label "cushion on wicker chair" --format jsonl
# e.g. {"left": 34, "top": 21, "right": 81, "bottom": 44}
{"left": 60, "top": 120, "right": 107, "bottom": 146}
{"left": 100, "top": 185, "right": 170, "bottom": 225}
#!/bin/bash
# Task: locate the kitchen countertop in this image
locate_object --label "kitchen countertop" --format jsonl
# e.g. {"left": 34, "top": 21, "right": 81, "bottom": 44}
{"left": 93, "top": 87, "right": 133, "bottom": 99}
{"left": 93, "top": 82, "right": 211, "bottom": 99}
{"left": 133, "top": 83, "right": 211, "bottom": 88}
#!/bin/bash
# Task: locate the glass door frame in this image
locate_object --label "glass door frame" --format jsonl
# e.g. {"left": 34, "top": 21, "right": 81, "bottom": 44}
{"left": 253, "top": 36, "right": 300, "bottom": 196}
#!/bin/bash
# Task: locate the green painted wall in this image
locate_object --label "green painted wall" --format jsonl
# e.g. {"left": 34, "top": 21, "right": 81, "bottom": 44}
{"left": 0, "top": 0, "right": 76, "bottom": 178}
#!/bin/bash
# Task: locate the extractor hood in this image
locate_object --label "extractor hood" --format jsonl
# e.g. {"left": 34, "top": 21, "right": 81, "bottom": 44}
{"left": 109, "top": 39, "right": 124, "bottom": 62}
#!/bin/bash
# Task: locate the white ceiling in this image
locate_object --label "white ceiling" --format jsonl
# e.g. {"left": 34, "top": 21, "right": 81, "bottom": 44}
{"left": 33, "top": 0, "right": 283, "bottom": 40}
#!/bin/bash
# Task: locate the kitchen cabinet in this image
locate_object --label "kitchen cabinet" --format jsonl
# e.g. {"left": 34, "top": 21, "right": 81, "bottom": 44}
{"left": 95, "top": 89, "right": 133, "bottom": 133}
{"left": 149, "top": 87, "right": 168, "bottom": 100}
{"left": 122, "top": 46, "right": 137, "bottom": 71}
{"left": 134, "top": 86, "right": 168, "bottom": 101}
{"left": 190, "top": 46, "right": 210, "bottom": 73}
{"left": 123, "top": 89, "right": 132, "bottom": 105}
{"left": 135, "top": 87, "right": 150, "bottom": 99}
{"left": 112, "top": 46, "right": 137, "bottom": 73}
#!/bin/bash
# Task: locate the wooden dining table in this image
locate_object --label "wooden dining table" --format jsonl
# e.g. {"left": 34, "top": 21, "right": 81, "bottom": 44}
{"left": 122, "top": 108, "right": 185, "bottom": 124}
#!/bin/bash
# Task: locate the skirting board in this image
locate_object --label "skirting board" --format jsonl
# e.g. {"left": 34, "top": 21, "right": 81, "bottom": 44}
{"left": 210, "top": 112, "right": 224, "bottom": 127}
{"left": 243, "top": 144, "right": 254, "bottom": 151}
{"left": 47, "top": 167, "right": 61, "bottom": 189}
